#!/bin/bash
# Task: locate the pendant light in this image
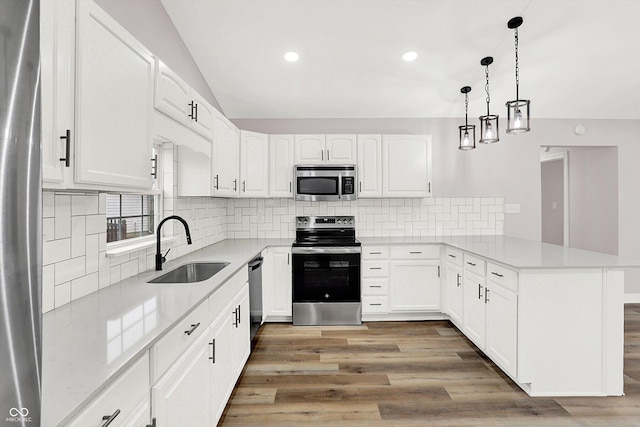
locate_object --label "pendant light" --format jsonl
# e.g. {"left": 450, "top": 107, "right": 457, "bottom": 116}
{"left": 479, "top": 57, "right": 499, "bottom": 144}
{"left": 458, "top": 86, "right": 476, "bottom": 150}
{"left": 506, "top": 16, "right": 531, "bottom": 134}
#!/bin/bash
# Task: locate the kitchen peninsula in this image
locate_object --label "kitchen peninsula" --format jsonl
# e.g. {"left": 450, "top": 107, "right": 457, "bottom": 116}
{"left": 42, "top": 235, "right": 640, "bottom": 426}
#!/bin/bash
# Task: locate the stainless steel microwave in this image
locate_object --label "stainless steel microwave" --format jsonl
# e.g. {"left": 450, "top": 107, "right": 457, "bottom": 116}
{"left": 294, "top": 165, "right": 357, "bottom": 201}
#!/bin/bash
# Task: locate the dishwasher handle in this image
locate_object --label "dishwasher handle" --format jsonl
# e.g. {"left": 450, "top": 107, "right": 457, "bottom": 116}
{"left": 248, "top": 256, "right": 264, "bottom": 270}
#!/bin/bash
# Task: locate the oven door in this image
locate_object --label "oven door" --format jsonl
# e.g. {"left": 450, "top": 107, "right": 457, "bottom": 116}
{"left": 292, "top": 247, "right": 361, "bottom": 302}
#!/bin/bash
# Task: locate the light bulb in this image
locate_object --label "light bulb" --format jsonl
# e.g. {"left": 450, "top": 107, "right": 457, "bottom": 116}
{"left": 462, "top": 131, "right": 470, "bottom": 147}
{"left": 513, "top": 108, "right": 522, "bottom": 128}
{"left": 485, "top": 121, "right": 493, "bottom": 139}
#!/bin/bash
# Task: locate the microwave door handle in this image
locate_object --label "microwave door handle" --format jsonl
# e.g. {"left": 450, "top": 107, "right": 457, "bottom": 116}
{"left": 338, "top": 174, "right": 342, "bottom": 199}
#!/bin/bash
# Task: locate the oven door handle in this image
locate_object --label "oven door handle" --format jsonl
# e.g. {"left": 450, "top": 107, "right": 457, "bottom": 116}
{"left": 291, "top": 246, "right": 362, "bottom": 255}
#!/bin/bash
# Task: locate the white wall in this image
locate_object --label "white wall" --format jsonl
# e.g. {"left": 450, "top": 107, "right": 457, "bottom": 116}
{"left": 94, "top": 0, "right": 223, "bottom": 113}
{"left": 233, "top": 117, "right": 640, "bottom": 295}
{"left": 541, "top": 159, "right": 564, "bottom": 246}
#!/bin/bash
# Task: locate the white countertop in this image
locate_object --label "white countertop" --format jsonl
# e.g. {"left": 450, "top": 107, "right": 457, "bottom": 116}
{"left": 42, "top": 235, "right": 640, "bottom": 425}
{"left": 358, "top": 235, "right": 640, "bottom": 269}
{"left": 41, "top": 238, "right": 291, "bottom": 427}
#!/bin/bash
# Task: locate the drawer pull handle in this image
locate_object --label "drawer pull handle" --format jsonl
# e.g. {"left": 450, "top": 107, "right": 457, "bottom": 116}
{"left": 146, "top": 418, "right": 157, "bottom": 427}
{"left": 456, "top": 273, "right": 461, "bottom": 287}
{"left": 185, "top": 322, "right": 200, "bottom": 336}
{"left": 59, "top": 129, "right": 71, "bottom": 167}
{"left": 369, "top": 251, "right": 382, "bottom": 255}
{"left": 491, "top": 272, "right": 504, "bottom": 278}
{"left": 370, "top": 267, "right": 382, "bottom": 270}
{"left": 478, "top": 283, "right": 484, "bottom": 299}
{"left": 448, "top": 254, "right": 456, "bottom": 258}
{"left": 370, "top": 285, "right": 383, "bottom": 288}
{"left": 409, "top": 251, "right": 422, "bottom": 254}
{"left": 370, "top": 303, "right": 383, "bottom": 306}
{"left": 101, "top": 409, "right": 121, "bottom": 427}
{"left": 209, "top": 339, "right": 216, "bottom": 363}
{"left": 485, "top": 288, "right": 490, "bottom": 303}
{"left": 466, "top": 261, "right": 476, "bottom": 266}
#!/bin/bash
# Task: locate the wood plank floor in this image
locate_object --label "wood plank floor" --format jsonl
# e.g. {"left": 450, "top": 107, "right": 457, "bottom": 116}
{"left": 220, "top": 304, "right": 640, "bottom": 426}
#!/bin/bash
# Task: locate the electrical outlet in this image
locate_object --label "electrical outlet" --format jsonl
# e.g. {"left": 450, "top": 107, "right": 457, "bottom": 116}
{"left": 504, "top": 203, "right": 521, "bottom": 214}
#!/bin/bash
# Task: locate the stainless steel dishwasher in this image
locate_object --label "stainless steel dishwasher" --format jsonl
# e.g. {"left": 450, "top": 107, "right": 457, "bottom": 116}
{"left": 248, "top": 255, "right": 264, "bottom": 348}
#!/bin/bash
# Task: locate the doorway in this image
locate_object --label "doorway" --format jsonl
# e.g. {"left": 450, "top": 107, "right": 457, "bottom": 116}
{"left": 541, "top": 151, "right": 568, "bottom": 246}
{"left": 540, "top": 146, "right": 618, "bottom": 255}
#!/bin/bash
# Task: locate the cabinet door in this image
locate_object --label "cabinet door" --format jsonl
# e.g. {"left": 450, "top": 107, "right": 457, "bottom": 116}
{"left": 240, "top": 131, "right": 269, "bottom": 197}
{"left": 151, "top": 328, "right": 213, "bottom": 427}
{"left": 121, "top": 397, "right": 151, "bottom": 427}
{"left": 41, "top": 0, "right": 75, "bottom": 187}
{"left": 389, "top": 260, "right": 440, "bottom": 312}
{"left": 382, "top": 135, "right": 432, "bottom": 197}
{"left": 263, "top": 247, "right": 292, "bottom": 319}
{"left": 233, "top": 283, "right": 251, "bottom": 376}
{"left": 486, "top": 283, "right": 518, "bottom": 377}
{"left": 211, "top": 303, "right": 235, "bottom": 424}
{"left": 75, "top": 1, "right": 154, "bottom": 189}
{"left": 176, "top": 133, "right": 213, "bottom": 197}
{"left": 325, "top": 134, "right": 357, "bottom": 164}
{"left": 190, "top": 91, "right": 215, "bottom": 139}
{"left": 294, "top": 135, "right": 325, "bottom": 164}
{"left": 212, "top": 109, "right": 239, "bottom": 196}
{"left": 445, "top": 264, "right": 463, "bottom": 327}
{"left": 462, "top": 274, "right": 486, "bottom": 348}
{"left": 356, "top": 135, "right": 382, "bottom": 197}
{"left": 269, "top": 135, "right": 294, "bottom": 197}
{"left": 154, "top": 59, "right": 190, "bottom": 126}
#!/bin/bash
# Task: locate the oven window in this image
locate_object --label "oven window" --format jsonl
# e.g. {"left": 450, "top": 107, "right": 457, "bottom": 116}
{"left": 297, "top": 177, "right": 339, "bottom": 195}
{"left": 292, "top": 253, "right": 360, "bottom": 302}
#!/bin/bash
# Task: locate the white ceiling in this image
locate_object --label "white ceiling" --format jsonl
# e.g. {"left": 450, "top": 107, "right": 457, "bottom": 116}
{"left": 160, "top": 0, "right": 640, "bottom": 120}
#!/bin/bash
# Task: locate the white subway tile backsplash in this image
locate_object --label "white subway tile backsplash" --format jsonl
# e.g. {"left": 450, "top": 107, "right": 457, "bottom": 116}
{"left": 71, "top": 216, "right": 86, "bottom": 258}
{"left": 72, "top": 194, "right": 99, "bottom": 216}
{"left": 85, "top": 214, "right": 104, "bottom": 235}
{"left": 54, "top": 195, "right": 71, "bottom": 239}
{"left": 55, "top": 256, "right": 86, "bottom": 285}
{"left": 71, "top": 272, "right": 99, "bottom": 300}
{"left": 43, "top": 238, "right": 70, "bottom": 265}
{"left": 42, "top": 265, "right": 55, "bottom": 313}
{"left": 86, "top": 234, "right": 100, "bottom": 274}
{"left": 54, "top": 282, "right": 71, "bottom": 309}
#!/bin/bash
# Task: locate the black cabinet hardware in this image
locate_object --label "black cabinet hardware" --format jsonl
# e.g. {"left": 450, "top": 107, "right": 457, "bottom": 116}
{"left": 485, "top": 288, "right": 490, "bottom": 303}
{"left": 101, "top": 409, "right": 120, "bottom": 427}
{"left": 409, "top": 251, "right": 422, "bottom": 254}
{"left": 150, "top": 154, "right": 158, "bottom": 178}
{"left": 145, "top": 418, "right": 157, "bottom": 427}
{"left": 233, "top": 179, "right": 237, "bottom": 191}
{"left": 209, "top": 339, "right": 216, "bottom": 364}
{"left": 467, "top": 261, "right": 476, "bottom": 267}
{"left": 448, "top": 254, "right": 456, "bottom": 258}
{"left": 456, "top": 273, "right": 461, "bottom": 287}
{"left": 214, "top": 174, "right": 219, "bottom": 190}
{"left": 184, "top": 322, "right": 200, "bottom": 336}
{"left": 491, "top": 272, "right": 504, "bottom": 278}
{"left": 59, "top": 129, "right": 71, "bottom": 167}
{"left": 437, "top": 265, "right": 440, "bottom": 277}
{"left": 478, "top": 283, "right": 483, "bottom": 299}
{"left": 243, "top": 180, "right": 246, "bottom": 192}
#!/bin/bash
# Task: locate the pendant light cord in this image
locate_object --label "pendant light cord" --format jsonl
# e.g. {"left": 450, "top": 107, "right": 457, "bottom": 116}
{"left": 465, "top": 92, "right": 469, "bottom": 125}
{"left": 514, "top": 27, "right": 520, "bottom": 100}
{"left": 485, "top": 65, "right": 491, "bottom": 116}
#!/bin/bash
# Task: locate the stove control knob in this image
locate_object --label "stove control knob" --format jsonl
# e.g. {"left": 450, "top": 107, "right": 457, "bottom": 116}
{"left": 337, "top": 219, "right": 341, "bottom": 224}
{"left": 325, "top": 293, "right": 330, "bottom": 299}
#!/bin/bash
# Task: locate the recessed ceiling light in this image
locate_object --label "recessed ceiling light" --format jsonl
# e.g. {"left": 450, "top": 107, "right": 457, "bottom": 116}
{"left": 402, "top": 51, "right": 418, "bottom": 62}
{"left": 284, "top": 52, "right": 299, "bottom": 62}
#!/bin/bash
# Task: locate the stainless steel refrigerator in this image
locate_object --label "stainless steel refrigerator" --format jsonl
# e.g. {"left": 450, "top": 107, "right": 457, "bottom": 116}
{"left": 0, "top": 0, "right": 42, "bottom": 425}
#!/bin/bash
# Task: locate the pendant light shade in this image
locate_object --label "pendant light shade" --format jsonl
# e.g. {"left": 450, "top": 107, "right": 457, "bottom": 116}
{"left": 506, "top": 16, "right": 531, "bottom": 134}
{"left": 458, "top": 86, "right": 476, "bottom": 150}
{"left": 479, "top": 56, "right": 499, "bottom": 144}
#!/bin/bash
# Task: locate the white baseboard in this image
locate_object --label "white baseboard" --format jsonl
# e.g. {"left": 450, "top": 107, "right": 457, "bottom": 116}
{"left": 624, "top": 293, "right": 640, "bottom": 304}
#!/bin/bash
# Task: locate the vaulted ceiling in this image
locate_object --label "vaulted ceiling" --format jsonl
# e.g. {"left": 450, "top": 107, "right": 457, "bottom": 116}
{"left": 161, "top": 0, "right": 640, "bottom": 120}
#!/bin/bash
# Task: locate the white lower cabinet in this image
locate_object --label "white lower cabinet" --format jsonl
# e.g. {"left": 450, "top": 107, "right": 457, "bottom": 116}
{"left": 263, "top": 247, "right": 292, "bottom": 321}
{"left": 67, "top": 353, "right": 150, "bottom": 427}
{"left": 444, "top": 250, "right": 463, "bottom": 328}
{"left": 151, "top": 329, "right": 214, "bottom": 426}
{"left": 150, "top": 268, "right": 252, "bottom": 426}
{"left": 462, "top": 272, "right": 486, "bottom": 346}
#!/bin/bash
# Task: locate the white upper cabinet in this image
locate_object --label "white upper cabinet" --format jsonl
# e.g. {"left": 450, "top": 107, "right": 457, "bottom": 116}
{"left": 294, "top": 134, "right": 325, "bottom": 164}
{"left": 75, "top": 0, "right": 155, "bottom": 189}
{"left": 212, "top": 108, "right": 240, "bottom": 197}
{"left": 325, "top": 134, "right": 357, "bottom": 164}
{"left": 269, "top": 135, "right": 294, "bottom": 198}
{"left": 154, "top": 59, "right": 214, "bottom": 140}
{"left": 294, "top": 134, "right": 357, "bottom": 164}
{"left": 41, "top": 0, "right": 75, "bottom": 187}
{"left": 382, "top": 135, "right": 432, "bottom": 197}
{"left": 240, "top": 131, "right": 269, "bottom": 197}
{"left": 356, "top": 135, "right": 382, "bottom": 197}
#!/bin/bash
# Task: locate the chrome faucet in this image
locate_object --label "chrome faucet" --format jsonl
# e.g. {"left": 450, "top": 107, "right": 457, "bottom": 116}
{"left": 156, "top": 215, "right": 192, "bottom": 270}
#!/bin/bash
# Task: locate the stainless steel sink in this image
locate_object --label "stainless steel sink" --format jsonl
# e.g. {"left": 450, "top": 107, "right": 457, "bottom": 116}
{"left": 148, "top": 262, "right": 230, "bottom": 284}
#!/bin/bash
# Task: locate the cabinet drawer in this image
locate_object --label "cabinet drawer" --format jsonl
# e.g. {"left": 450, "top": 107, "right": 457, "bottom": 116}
{"left": 444, "top": 247, "right": 463, "bottom": 266}
{"left": 67, "top": 353, "right": 149, "bottom": 427}
{"left": 362, "top": 246, "right": 389, "bottom": 259}
{"left": 150, "top": 299, "right": 208, "bottom": 383}
{"left": 390, "top": 245, "right": 439, "bottom": 259}
{"left": 464, "top": 253, "right": 486, "bottom": 276}
{"left": 362, "top": 278, "right": 388, "bottom": 296}
{"left": 362, "top": 260, "right": 389, "bottom": 277}
{"left": 362, "top": 296, "right": 388, "bottom": 313}
{"left": 486, "top": 262, "right": 518, "bottom": 293}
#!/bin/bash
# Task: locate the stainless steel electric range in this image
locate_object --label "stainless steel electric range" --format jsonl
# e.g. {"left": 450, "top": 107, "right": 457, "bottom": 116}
{"left": 291, "top": 215, "right": 362, "bottom": 326}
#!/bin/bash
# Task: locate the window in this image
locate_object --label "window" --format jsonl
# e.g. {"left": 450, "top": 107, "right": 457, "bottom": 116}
{"left": 106, "top": 194, "right": 156, "bottom": 243}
